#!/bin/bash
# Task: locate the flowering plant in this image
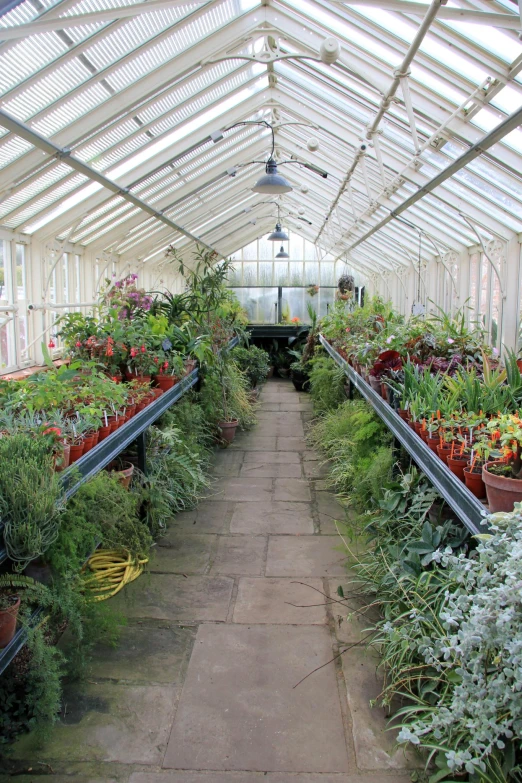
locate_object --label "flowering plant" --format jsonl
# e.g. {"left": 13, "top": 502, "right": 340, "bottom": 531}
{"left": 103, "top": 273, "right": 153, "bottom": 320}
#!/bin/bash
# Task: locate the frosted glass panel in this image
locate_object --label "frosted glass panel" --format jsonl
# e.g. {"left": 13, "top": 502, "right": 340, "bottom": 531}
{"left": 242, "top": 262, "right": 257, "bottom": 286}
{"left": 243, "top": 241, "right": 257, "bottom": 260}
{"left": 259, "top": 262, "right": 273, "bottom": 286}
{"left": 274, "top": 262, "right": 289, "bottom": 285}
{"left": 289, "top": 262, "right": 303, "bottom": 286}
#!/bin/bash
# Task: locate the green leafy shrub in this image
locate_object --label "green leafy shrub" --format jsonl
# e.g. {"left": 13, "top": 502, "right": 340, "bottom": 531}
{"left": 308, "top": 355, "right": 346, "bottom": 415}
{"left": 232, "top": 345, "right": 270, "bottom": 387}
{"left": 309, "top": 399, "right": 393, "bottom": 510}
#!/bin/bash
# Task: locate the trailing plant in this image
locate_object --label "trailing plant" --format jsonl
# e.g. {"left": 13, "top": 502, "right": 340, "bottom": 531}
{"left": 308, "top": 355, "right": 346, "bottom": 415}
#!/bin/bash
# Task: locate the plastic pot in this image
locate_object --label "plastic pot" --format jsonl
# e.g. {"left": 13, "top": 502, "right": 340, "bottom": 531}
{"left": 397, "top": 409, "right": 410, "bottom": 422}
{"left": 0, "top": 596, "right": 20, "bottom": 648}
{"left": 291, "top": 369, "right": 309, "bottom": 392}
{"left": 482, "top": 461, "right": 522, "bottom": 512}
{"left": 69, "top": 442, "right": 85, "bottom": 464}
{"left": 436, "top": 445, "right": 452, "bottom": 465}
{"left": 426, "top": 436, "right": 440, "bottom": 454}
{"left": 447, "top": 456, "right": 468, "bottom": 482}
{"left": 54, "top": 442, "right": 70, "bottom": 472}
{"left": 218, "top": 419, "right": 239, "bottom": 444}
{"left": 464, "top": 466, "right": 486, "bottom": 500}
{"left": 150, "top": 388, "right": 164, "bottom": 400}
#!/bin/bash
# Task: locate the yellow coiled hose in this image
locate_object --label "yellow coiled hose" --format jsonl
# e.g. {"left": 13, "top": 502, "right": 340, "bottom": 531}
{"left": 83, "top": 549, "right": 149, "bottom": 601}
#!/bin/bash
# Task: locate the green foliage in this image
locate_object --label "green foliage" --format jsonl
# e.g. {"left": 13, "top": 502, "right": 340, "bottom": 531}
{"left": 232, "top": 345, "right": 270, "bottom": 388}
{"left": 0, "top": 434, "right": 65, "bottom": 570}
{"left": 309, "top": 399, "right": 393, "bottom": 510}
{"left": 308, "top": 355, "right": 346, "bottom": 415}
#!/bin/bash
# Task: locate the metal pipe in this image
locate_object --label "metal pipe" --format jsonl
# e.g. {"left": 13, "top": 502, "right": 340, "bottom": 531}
{"left": 0, "top": 110, "right": 221, "bottom": 256}
{"left": 28, "top": 301, "right": 98, "bottom": 311}
{"left": 316, "top": 0, "right": 445, "bottom": 243}
{"left": 346, "top": 102, "right": 522, "bottom": 253}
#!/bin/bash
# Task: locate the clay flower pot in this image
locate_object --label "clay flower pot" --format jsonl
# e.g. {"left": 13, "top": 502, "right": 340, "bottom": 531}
{"left": 69, "top": 442, "right": 85, "bottom": 464}
{"left": 218, "top": 419, "right": 239, "bottom": 444}
{"left": 397, "top": 409, "right": 410, "bottom": 422}
{"left": 97, "top": 425, "right": 111, "bottom": 442}
{"left": 447, "top": 456, "right": 468, "bottom": 482}
{"left": 112, "top": 461, "right": 134, "bottom": 490}
{"left": 482, "top": 461, "right": 522, "bottom": 513}
{"left": 54, "top": 442, "right": 70, "bottom": 472}
{"left": 82, "top": 434, "right": 95, "bottom": 454}
{"left": 0, "top": 596, "right": 20, "bottom": 648}
{"left": 154, "top": 374, "right": 176, "bottom": 391}
{"left": 464, "top": 466, "right": 486, "bottom": 499}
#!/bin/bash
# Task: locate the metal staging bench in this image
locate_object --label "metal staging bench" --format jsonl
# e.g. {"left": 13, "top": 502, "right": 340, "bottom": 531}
{"left": 319, "top": 334, "right": 486, "bottom": 537}
{"left": 0, "top": 337, "right": 239, "bottom": 675}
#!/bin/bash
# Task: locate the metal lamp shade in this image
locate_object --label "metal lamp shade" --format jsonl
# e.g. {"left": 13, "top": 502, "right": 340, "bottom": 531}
{"left": 275, "top": 245, "right": 289, "bottom": 258}
{"left": 268, "top": 223, "right": 289, "bottom": 241}
{"left": 252, "top": 160, "right": 292, "bottom": 194}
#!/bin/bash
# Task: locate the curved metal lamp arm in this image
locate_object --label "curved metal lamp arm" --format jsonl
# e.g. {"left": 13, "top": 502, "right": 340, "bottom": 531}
{"left": 460, "top": 214, "right": 506, "bottom": 301}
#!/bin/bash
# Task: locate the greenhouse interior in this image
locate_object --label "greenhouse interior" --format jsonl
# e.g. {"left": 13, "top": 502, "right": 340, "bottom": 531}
{"left": 0, "top": 0, "right": 522, "bottom": 778}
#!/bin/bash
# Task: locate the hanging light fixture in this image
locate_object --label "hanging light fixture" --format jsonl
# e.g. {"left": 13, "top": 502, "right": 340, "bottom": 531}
{"left": 252, "top": 159, "right": 292, "bottom": 194}
{"left": 276, "top": 245, "right": 289, "bottom": 258}
{"left": 268, "top": 203, "right": 289, "bottom": 241}
{"left": 268, "top": 222, "right": 289, "bottom": 241}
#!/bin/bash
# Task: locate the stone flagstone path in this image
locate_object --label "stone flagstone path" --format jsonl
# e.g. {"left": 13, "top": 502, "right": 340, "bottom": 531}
{"left": 3, "top": 379, "right": 418, "bottom": 783}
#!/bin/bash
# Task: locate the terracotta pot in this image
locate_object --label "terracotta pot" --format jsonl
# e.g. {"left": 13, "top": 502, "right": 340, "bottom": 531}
{"left": 482, "top": 461, "right": 522, "bottom": 512}
{"left": 54, "top": 442, "right": 70, "bottom": 472}
{"left": 397, "top": 409, "right": 410, "bottom": 422}
{"left": 112, "top": 461, "right": 134, "bottom": 490}
{"left": 97, "top": 425, "right": 111, "bottom": 442}
{"left": 447, "top": 456, "right": 468, "bottom": 482}
{"left": 436, "top": 445, "right": 452, "bottom": 465}
{"left": 107, "top": 417, "right": 119, "bottom": 433}
{"left": 82, "top": 434, "right": 95, "bottom": 454}
{"left": 126, "top": 404, "right": 136, "bottom": 420}
{"left": 426, "top": 436, "right": 440, "bottom": 453}
{"left": 135, "top": 402, "right": 147, "bottom": 414}
{"left": 0, "top": 596, "right": 20, "bottom": 648}
{"left": 218, "top": 419, "right": 239, "bottom": 444}
{"left": 125, "top": 372, "right": 151, "bottom": 385}
{"left": 91, "top": 431, "right": 100, "bottom": 447}
{"left": 408, "top": 420, "right": 417, "bottom": 432}
{"left": 380, "top": 382, "right": 388, "bottom": 401}
{"left": 154, "top": 374, "right": 176, "bottom": 391}
{"left": 69, "top": 442, "right": 85, "bottom": 464}
{"left": 110, "top": 373, "right": 123, "bottom": 384}
{"left": 150, "top": 388, "right": 164, "bottom": 400}
{"left": 414, "top": 421, "right": 423, "bottom": 436}
{"left": 464, "top": 466, "right": 486, "bottom": 500}
{"left": 517, "top": 359, "right": 522, "bottom": 372}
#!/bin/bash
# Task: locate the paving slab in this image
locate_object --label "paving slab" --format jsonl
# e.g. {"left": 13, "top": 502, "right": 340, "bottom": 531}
{"left": 260, "top": 424, "right": 306, "bottom": 438}
{"left": 212, "top": 450, "right": 244, "bottom": 477}
{"left": 244, "top": 450, "right": 300, "bottom": 464}
{"left": 163, "top": 624, "right": 350, "bottom": 772}
{"left": 233, "top": 578, "right": 327, "bottom": 624}
{"left": 88, "top": 622, "right": 196, "bottom": 683}
{"left": 152, "top": 533, "right": 216, "bottom": 574}
{"left": 316, "top": 492, "right": 350, "bottom": 534}
{"left": 274, "top": 478, "right": 312, "bottom": 503}
{"left": 341, "top": 647, "right": 420, "bottom": 770}
{"left": 210, "top": 535, "right": 267, "bottom": 575}
{"left": 111, "top": 574, "right": 233, "bottom": 622}
{"left": 259, "top": 402, "right": 282, "bottom": 411}
{"left": 277, "top": 436, "right": 307, "bottom": 451}
{"left": 266, "top": 536, "right": 347, "bottom": 577}
{"left": 230, "top": 435, "right": 277, "bottom": 451}
{"left": 1, "top": 777, "right": 122, "bottom": 783}
{"left": 230, "top": 501, "right": 313, "bottom": 535}
{"left": 303, "top": 460, "right": 330, "bottom": 479}
{"left": 12, "top": 684, "right": 177, "bottom": 765}
{"left": 173, "top": 501, "right": 233, "bottom": 533}
{"left": 214, "top": 477, "right": 273, "bottom": 502}
{"left": 240, "top": 461, "right": 302, "bottom": 478}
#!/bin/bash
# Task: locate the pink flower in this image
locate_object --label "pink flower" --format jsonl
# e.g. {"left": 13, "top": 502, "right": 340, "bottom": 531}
{"left": 493, "top": 347, "right": 499, "bottom": 355}
{"left": 386, "top": 335, "right": 395, "bottom": 344}
{"left": 48, "top": 339, "right": 55, "bottom": 349}
{"left": 75, "top": 341, "right": 82, "bottom": 347}
{"left": 447, "top": 338, "right": 455, "bottom": 344}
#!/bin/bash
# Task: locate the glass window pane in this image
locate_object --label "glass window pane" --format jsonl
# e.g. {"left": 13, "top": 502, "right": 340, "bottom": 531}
{"left": 274, "top": 262, "right": 289, "bottom": 285}
{"left": 15, "top": 243, "right": 26, "bottom": 301}
{"left": 289, "top": 232, "right": 303, "bottom": 258}
{"left": 258, "top": 262, "right": 273, "bottom": 286}
{"left": 289, "top": 262, "right": 303, "bottom": 286}
{"left": 242, "top": 262, "right": 257, "bottom": 286}
{"left": 0, "top": 240, "right": 6, "bottom": 301}
{"left": 242, "top": 241, "right": 257, "bottom": 260}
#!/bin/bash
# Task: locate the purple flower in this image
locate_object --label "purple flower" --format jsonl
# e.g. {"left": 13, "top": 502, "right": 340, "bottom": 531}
{"left": 493, "top": 347, "right": 499, "bottom": 356}
{"left": 115, "top": 280, "right": 122, "bottom": 289}
{"left": 447, "top": 338, "right": 455, "bottom": 344}
{"left": 386, "top": 335, "right": 395, "bottom": 344}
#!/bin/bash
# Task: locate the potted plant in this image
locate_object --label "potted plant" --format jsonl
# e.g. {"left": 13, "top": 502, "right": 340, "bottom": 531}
{"left": 307, "top": 284, "right": 319, "bottom": 297}
{"left": 0, "top": 588, "right": 20, "bottom": 648}
{"left": 337, "top": 274, "right": 354, "bottom": 301}
{"left": 482, "top": 414, "right": 522, "bottom": 512}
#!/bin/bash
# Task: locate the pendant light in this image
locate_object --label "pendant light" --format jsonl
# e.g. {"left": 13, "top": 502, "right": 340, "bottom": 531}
{"left": 252, "top": 159, "right": 292, "bottom": 194}
{"left": 275, "top": 245, "right": 289, "bottom": 259}
{"left": 268, "top": 204, "right": 289, "bottom": 241}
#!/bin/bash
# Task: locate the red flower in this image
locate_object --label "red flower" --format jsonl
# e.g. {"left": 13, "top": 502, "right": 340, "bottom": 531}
{"left": 48, "top": 339, "right": 55, "bottom": 349}
{"left": 140, "top": 344, "right": 146, "bottom": 353}
{"left": 75, "top": 341, "right": 82, "bottom": 347}
{"left": 130, "top": 347, "right": 138, "bottom": 358}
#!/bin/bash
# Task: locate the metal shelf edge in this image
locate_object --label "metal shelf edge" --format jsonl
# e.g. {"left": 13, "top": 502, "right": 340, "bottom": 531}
{"left": 319, "top": 334, "right": 487, "bottom": 537}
